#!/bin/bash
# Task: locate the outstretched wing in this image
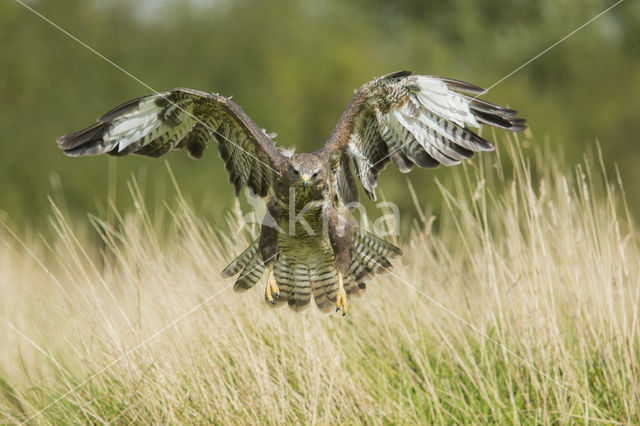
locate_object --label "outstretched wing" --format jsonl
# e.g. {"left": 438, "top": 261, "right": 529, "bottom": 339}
{"left": 320, "top": 71, "right": 527, "bottom": 203}
{"left": 57, "top": 88, "right": 286, "bottom": 197}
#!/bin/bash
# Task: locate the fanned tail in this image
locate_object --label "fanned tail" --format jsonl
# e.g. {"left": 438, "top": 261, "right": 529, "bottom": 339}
{"left": 273, "top": 255, "right": 314, "bottom": 312}
{"left": 221, "top": 230, "right": 402, "bottom": 311}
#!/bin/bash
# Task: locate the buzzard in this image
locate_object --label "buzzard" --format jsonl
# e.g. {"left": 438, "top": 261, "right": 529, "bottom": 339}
{"left": 57, "top": 71, "right": 526, "bottom": 314}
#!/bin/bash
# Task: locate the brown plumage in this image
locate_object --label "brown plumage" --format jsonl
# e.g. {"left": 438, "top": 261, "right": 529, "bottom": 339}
{"left": 57, "top": 71, "right": 526, "bottom": 313}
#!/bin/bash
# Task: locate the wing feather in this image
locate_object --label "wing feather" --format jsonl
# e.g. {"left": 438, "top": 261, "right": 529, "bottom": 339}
{"left": 321, "top": 71, "right": 527, "bottom": 202}
{"left": 57, "top": 88, "right": 285, "bottom": 197}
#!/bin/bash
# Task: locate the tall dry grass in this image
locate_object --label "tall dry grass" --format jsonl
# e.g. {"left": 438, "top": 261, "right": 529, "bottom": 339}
{"left": 1, "top": 136, "right": 638, "bottom": 424}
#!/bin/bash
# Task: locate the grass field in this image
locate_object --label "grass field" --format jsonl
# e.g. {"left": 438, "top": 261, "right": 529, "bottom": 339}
{"left": 1, "top": 137, "right": 638, "bottom": 424}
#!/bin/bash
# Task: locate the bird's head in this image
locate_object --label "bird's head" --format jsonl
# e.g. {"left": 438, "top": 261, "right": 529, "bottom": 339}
{"left": 285, "top": 154, "right": 326, "bottom": 195}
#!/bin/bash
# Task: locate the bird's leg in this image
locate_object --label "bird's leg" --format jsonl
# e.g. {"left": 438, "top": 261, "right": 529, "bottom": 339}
{"left": 336, "top": 271, "right": 347, "bottom": 316}
{"left": 265, "top": 264, "right": 280, "bottom": 304}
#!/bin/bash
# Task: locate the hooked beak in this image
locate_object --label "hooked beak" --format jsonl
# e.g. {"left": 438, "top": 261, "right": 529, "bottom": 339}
{"left": 301, "top": 173, "right": 311, "bottom": 189}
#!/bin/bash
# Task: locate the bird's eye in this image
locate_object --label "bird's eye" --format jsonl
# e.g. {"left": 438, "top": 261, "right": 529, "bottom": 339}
{"left": 292, "top": 168, "right": 299, "bottom": 175}
{"left": 312, "top": 171, "right": 319, "bottom": 178}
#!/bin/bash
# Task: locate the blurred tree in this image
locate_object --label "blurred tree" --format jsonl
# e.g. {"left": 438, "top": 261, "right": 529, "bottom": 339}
{"left": 1, "top": 0, "right": 638, "bottom": 233}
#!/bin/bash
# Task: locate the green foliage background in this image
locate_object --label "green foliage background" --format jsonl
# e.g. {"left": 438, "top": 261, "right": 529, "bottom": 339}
{"left": 1, "top": 0, "right": 639, "bottom": 231}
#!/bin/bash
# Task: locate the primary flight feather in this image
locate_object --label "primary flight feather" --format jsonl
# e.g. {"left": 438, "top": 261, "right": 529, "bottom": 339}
{"left": 58, "top": 71, "right": 526, "bottom": 314}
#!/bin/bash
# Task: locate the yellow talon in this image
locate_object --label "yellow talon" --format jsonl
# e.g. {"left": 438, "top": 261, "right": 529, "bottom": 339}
{"left": 265, "top": 264, "right": 279, "bottom": 304}
{"left": 336, "top": 272, "right": 347, "bottom": 316}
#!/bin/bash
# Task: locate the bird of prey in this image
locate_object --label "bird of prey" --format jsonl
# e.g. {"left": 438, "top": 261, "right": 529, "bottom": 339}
{"left": 57, "top": 71, "right": 526, "bottom": 314}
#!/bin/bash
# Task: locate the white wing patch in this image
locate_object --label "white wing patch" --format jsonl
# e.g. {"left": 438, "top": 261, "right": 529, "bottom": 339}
{"left": 411, "top": 76, "right": 482, "bottom": 128}
{"left": 373, "top": 76, "right": 502, "bottom": 167}
{"left": 102, "top": 98, "right": 196, "bottom": 153}
{"left": 393, "top": 109, "right": 461, "bottom": 166}
{"left": 105, "top": 99, "right": 163, "bottom": 151}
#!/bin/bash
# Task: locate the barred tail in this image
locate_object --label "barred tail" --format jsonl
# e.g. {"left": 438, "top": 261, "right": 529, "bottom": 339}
{"left": 310, "top": 259, "right": 339, "bottom": 313}
{"left": 221, "top": 231, "right": 403, "bottom": 312}
{"left": 270, "top": 253, "right": 339, "bottom": 312}
{"left": 273, "top": 255, "right": 313, "bottom": 312}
